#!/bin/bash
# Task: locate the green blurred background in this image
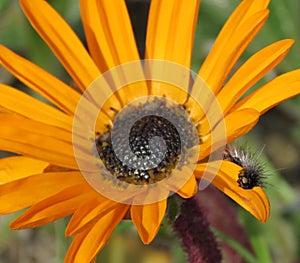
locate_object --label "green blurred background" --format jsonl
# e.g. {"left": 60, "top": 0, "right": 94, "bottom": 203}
{"left": 0, "top": 0, "right": 299, "bottom": 262}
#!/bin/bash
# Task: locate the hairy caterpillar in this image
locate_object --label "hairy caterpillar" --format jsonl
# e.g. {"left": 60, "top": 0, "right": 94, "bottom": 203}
{"left": 223, "top": 145, "right": 265, "bottom": 190}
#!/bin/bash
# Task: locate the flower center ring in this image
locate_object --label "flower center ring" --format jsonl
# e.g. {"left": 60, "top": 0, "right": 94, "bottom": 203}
{"left": 72, "top": 60, "right": 226, "bottom": 205}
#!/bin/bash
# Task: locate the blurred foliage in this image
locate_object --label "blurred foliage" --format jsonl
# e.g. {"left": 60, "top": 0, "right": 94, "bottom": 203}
{"left": 0, "top": 0, "right": 299, "bottom": 262}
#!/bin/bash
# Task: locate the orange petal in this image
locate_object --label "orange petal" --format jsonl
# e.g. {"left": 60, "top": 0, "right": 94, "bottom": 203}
{"left": 131, "top": 199, "right": 167, "bottom": 244}
{"left": 176, "top": 175, "right": 198, "bottom": 199}
{"left": 195, "top": 161, "right": 270, "bottom": 222}
{"left": 0, "top": 138, "right": 77, "bottom": 170}
{"left": 0, "top": 113, "right": 78, "bottom": 169}
{"left": 146, "top": 0, "right": 199, "bottom": 67}
{"left": 165, "top": 166, "right": 198, "bottom": 198}
{"left": 66, "top": 195, "right": 120, "bottom": 236}
{"left": 0, "top": 45, "right": 80, "bottom": 116}
{"left": 20, "top": 0, "right": 101, "bottom": 91}
{"left": 144, "top": 64, "right": 191, "bottom": 105}
{"left": 217, "top": 39, "right": 294, "bottom": 115}
{"left": 10, "top": 183, "right": 95, "bottom": 229}
{"left": 233, "top": 70, "right": 300, "bottom": 114}
{"left": 0, "top": 84, "right": 72, "bottom": 131}
{"left": 0, "top": 45, "right": 113, "bottom": 124}
{"left": 198, "top": 0, "right": 269, "bottom": 80}
{"left": 199, "top": 109, "right": 259, "bottom": 160}
{"left": 246, "top": 0, "right": 270, "bottom": 15}
{"left": 145, "top": 0, "right": 199, "bottom": 102}
{"left": 80, "top": 0, "right": 140, "bottom": 71}
{"left": 0, "top": 171, "right": 85, "bottom": 214}
{"left": 65, "top": 205, "right": 129, "bottom": 263}
{"left": 186, "top": 75, "right": 218, "bottom": 124}
{"left": 0, "top": 156, "right": 48, "bottom": 183}
{"left": 199, "top": 1, "right": 269, "bottom": 94}
{"left": 0, "top": 113, "right": 72, "bottom": 142}
{"left": 80, "top": 0, "right": 147, "bottom": 104}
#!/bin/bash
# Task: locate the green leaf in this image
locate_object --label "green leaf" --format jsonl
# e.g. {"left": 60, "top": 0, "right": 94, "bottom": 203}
{"left": 212, "top": 228, "right": 258, "bottom": 263}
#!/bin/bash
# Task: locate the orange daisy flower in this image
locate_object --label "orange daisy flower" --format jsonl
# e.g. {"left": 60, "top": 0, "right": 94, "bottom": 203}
{"left": 0, "top": 0, "right": 299, "bottom": 262}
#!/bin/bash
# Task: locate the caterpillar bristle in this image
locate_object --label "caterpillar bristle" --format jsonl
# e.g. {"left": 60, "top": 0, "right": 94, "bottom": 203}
{"left": 223, "top": 144, "right": 266, "bottom": 190}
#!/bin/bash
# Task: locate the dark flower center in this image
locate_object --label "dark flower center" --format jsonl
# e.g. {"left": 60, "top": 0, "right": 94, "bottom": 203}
{"left": 96, "top": 97, "right": 198, "bottom": 185}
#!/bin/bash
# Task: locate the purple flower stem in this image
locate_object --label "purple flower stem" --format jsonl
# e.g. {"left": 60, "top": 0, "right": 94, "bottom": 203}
{"left": 173, "top": 197, "right": 222, "bottom": 263}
